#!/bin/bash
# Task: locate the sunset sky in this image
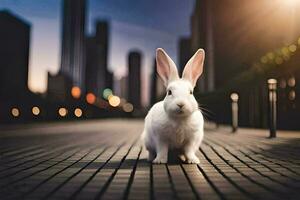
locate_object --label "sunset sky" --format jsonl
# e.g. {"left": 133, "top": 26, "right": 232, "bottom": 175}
{"left": 0, "top": 0, "right": 195, "bottom": 105}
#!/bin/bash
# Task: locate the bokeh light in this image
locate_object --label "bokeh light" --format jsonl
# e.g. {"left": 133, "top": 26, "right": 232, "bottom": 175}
{"left": 283, "top": 55, "right": 290, "bottom": 61}
{"left": 123, "top": 103, "right": 134, "bottom": 112}
{"left": 107, "top": 94, "right": 114, "bottom": 101}
{"left": 289, "top": 90, "right": 296, "bottom": 100}
{"left": 58, "top": 107, "right": 68, "bottom": 117}
{"left": 86, "top": 93, "right": 96, "bottom": 104}
{"left": 288, "top": 44, "right": 297, "bottom": 53}
{"left": 279, "top": 79, "right": 287, "bottom": 89}
{"left": 120, "top": 98, "right": 127, "bottom": 105}
{"left": 11, "top": 108, "right": 20, "bottom": 117}
{"left": 108, "top": 95, "right": 121, "bottom": 107}
{"left": 71, "top": 86, "right": 81, "bottom": 99}
{"left": 267, "top": 52, "right": 275, "bottom": 60}
{"left": 275, "top": 57, "right": 283, "bottom": 65}
{"left": 103, "top": 88, "right": 113, "bottom": 99}
{"left": 32, "top": 106, "right": 40, "bottom": 116}
{"left": 288, "top": 77, "right": 296, "bottom": 87}
{"left": 260, "top": 56, "right": 268, "bottom": 64}
{"left": 74, "top": 108, "right": 83, "bottom": 117}
{"left": 281, "top": 47, "right": 289, "bottom": 56}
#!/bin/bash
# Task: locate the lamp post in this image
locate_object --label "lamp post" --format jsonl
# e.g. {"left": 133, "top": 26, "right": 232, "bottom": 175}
{"left": 268, "top": 79, "right": 277, "bottom": 138}
{"left": 230, "top": 93, "right": 239, "bottom": 133}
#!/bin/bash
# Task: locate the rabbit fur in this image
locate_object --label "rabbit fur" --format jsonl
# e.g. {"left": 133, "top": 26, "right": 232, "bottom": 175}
{"left": 142, "top": 48, "right": 205, "bottom": 164}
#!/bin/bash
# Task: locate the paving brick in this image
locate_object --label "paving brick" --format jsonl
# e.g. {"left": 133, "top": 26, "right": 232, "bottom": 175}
{"left": 0, "top": 120, "right": 299, "bottom": 200}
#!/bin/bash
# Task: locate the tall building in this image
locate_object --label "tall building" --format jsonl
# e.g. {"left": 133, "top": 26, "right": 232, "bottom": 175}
{"left": 60, "top": 0, "right": 86, "bottom": 89}
{"left": 0, "top": 10, "right": 30, "bottom": 98}
{"left": 192, "top": 0, "right": 300, "bottom": 129}
{"left": 105, "top": 71, "right": 114, "bottom": 91}
{"left": 120, "top": 76, "right": 128, "bottom": 98}
{"left": 85, "top": 21, "right": 110, "bottom": 96}
{"left": 128, "top": 51, "right": 142, "bottom": 108}
{"left": 47, "top": 72, "right": 72, "bottom": 102}
{"left": 95, "top": 22, "right": 111, "bottom": 89}
{"left": 191, "top": 0, "right": 215, "bottom": 92}
{"left": 191, "top": 0, "right": 300, "bottom": 91}
{"left": 150, "top": 58, "right": 157, "bottom": 106}
{"left": 178, "top": 37, "right": 192, "bottom": 75}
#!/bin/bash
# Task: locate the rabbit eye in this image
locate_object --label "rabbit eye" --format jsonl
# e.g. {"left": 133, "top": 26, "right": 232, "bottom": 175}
{"left": 190, "top": 90, "right": 193, "bottom": 95}
{"left": 167, "top": 90, "right": 172, "bottom": 96}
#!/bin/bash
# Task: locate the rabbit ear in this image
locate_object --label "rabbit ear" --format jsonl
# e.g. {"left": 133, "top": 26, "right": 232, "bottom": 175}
{"left": 182, "top": 49, "right": 205, "bottom": 87}
{"left": 156, "top": 48, "right": 179, "bottom": 87}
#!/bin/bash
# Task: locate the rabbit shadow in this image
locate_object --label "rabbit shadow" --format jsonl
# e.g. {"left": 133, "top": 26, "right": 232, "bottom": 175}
{"left": 71, "top": 151, "right": 184, "bottom": 170}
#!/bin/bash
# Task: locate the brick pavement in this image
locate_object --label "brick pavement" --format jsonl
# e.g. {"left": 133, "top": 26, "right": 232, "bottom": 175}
{"left": 0, "top": 120, "right": 299, "bottom": 200}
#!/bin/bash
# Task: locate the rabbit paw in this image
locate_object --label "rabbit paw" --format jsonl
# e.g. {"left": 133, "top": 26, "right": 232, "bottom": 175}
{"left": 178, "top": 154, "right": 186, "bottom": 162}
{"left": 152, "top": 157, "right": 167, "bottom": 164}
{"left": 186, "top": 155, "right": 200, "bottom": 164}
{"left": 147, "top": 151, "right": 156, "bottom": 162}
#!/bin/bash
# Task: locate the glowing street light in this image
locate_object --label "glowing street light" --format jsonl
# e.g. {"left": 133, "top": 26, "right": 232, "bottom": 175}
{"left": 86, "top": 93, "right": 96, "bottom": 104}
{"left": 74, "top": 108, "right": 83, "bottom": 117}
{"left": 108, "top": 95, "right": 121, "bottom": 107}
{"left": 58, "top": 107, "right": 68, "bottom": 117}
{"left": 32, "top": 106, "right": 40, "bottom": 116}
{"left": 123, "top": 103, "right": 134, "bottom": 113}
{"left": 71, "top": 86, "right": 81, "bottom": 99}
{"left": 103, "top": 88, "right": 113, "bottom": 99}
{"left": 11, "top": 108, "right": 20, "bottom": 117}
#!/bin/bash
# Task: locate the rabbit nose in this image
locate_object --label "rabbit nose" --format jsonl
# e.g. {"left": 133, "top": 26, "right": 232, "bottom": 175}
{"left": 177, "top": 103, "right": 184, "bottom": 109}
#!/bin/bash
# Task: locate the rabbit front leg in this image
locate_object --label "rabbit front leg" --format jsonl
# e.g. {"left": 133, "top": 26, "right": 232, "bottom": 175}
{"left": 147, "top": 150, "right": 156, "bottom": 162}
{"left": 152, "top": 139, "right": 168, "bottom": 164}
{"left": 183, "top": 140, "right": 200, "bottom": 164}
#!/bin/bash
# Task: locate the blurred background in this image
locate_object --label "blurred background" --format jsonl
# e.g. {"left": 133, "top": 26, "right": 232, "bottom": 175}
{"left": 0, "top": 0, "right": 299, "bottom": 130}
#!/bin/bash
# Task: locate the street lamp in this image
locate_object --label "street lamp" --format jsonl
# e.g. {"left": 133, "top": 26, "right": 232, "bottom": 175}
{"left": 268, "top": 79, "right": 277, "bottom": 138}
{"left": 230, "top": 93, "right": 239, "bottom": 133}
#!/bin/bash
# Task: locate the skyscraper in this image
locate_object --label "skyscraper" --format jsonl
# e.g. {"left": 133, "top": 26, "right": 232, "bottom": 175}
{"left": 60, "top": 0, "right": 86, "bottom": 89}
{"left": 150, "top": 58, "right": 157, "bottom": 106}
{"left": 85, "top": 21, "right": 110, "bottom": 96}
{"left": 191, "top": 0, "right": 300, "bottom": 91}
{"left": 178, "top": 37, "right": 192, "bottom": 75}
{"left": 0, "top": 10, "right": 30, "bottom": 97}
{"left": 105, "top": 71, "right": 114, "bottom": 91}
{"left": 120, "top": 76, "right": 128, "bottom": 98}
{"left": 191, "top": 0, "right": 215, "bottom": 92}
{"left": 95, "top": 21, "right": 110, "bottom": 89}
{"left": 128, "top": 51, "right": 142, "bottom": 108}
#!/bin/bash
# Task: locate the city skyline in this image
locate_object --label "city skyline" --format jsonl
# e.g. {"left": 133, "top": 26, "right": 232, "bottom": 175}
{"left": 0, "top": 0, "right": 299, "bottom": 129}
{"left": 0, "top": 0, "right": 195, "bottom": 107}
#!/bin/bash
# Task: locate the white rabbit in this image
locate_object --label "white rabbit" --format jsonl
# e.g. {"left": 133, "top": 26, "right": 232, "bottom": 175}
{"left": 141, "top": 48, "right": 205, "bottom": 164}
